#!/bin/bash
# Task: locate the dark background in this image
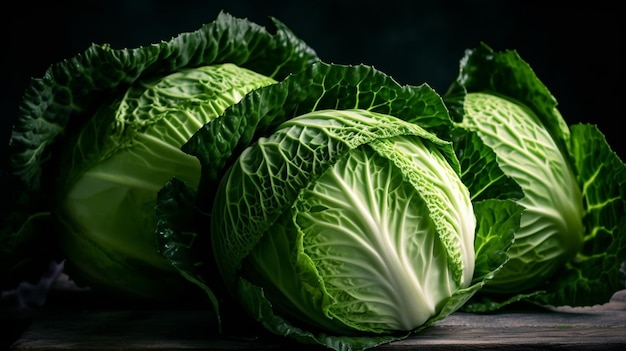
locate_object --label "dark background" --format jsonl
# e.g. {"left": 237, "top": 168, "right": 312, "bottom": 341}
{"left": 0, "top": 1, "right": 623, "bottom": 347}
{"left": 1, "top": 1, "right": 624, "bottom": 159}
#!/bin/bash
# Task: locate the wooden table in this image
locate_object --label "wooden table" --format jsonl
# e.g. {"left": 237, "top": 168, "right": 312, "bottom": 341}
{"left": 9, "top": 289, "right": 626, "bottom": 350}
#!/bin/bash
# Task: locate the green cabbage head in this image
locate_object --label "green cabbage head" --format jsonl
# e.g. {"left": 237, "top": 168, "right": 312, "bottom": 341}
{"left": 1, "top": 12, "right": 319, "bottom": 299}
{"left": 54, "top": 64, "right": 276, "bottom": 299}
{"left": 444, "top": 43, "right": 625, "bottom": 310}
{"left": 460, "top": 92, "right": 584, "bottom": 293}
{"left": 212, "top": 109, "right": 476, "bottom": 335}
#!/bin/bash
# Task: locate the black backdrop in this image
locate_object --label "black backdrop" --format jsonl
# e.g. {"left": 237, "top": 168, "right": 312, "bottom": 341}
{"left": 2, "top": 0, "right": 624, "bottom": 160}
{"left": 0, "top": 2, "right": 623, "bottom": 346}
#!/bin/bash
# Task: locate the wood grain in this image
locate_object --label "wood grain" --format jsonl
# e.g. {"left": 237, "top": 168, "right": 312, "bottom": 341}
{"left": 10, "top": 290, "right": 626, "bottom": 350}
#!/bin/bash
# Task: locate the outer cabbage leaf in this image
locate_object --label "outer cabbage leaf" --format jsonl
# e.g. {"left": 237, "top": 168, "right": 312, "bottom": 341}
{"left": 470, "top": 199, "right": 521, "bottom": 285}
{"left": 236, "top": 277, "right": 409, "bottom": 351}
{"left": 450, "top": 129, "right": 523, "bottom": 202}
{"left": 444, "top": 42, "right": 571, "bottom": 154}
{"left": 154, "top": 178, "right": 223, "bottom": 324}
{"left": 462, "top": 199, "right": 528, "bottom": 313}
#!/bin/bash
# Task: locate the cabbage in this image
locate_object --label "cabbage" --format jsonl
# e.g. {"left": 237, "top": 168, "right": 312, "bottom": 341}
{"left": 444, "top": 43, "right": 626, "bottom": 310}
{"left": 53, "top": 64, "right": 276, "bottom": 299}
{"left": 0, "top": 12, "right": 319, "bottom": 299}
{"left": 460, "top": 92, "right": 584, "bottom": 293}
{"left": 156, "top": 62, "right": 522, "bottom": 350}
{"left": 217, "top": 109, "right": 475, "bottom": 335}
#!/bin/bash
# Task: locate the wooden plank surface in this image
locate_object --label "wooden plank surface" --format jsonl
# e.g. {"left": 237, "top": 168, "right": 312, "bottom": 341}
{"left": 10, "top": 289, "right": 626, "bottom": 350}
